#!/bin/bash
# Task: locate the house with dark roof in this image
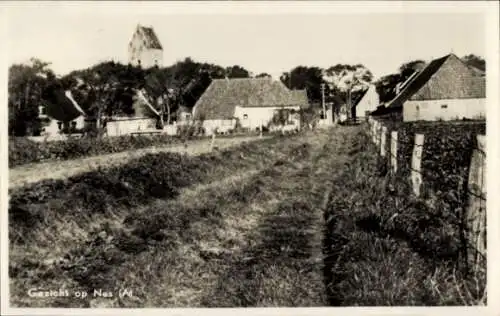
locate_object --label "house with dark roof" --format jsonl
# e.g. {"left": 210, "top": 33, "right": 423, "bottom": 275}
{"left": 39, "top": 86, "right": 87, "bottom": 138}
{"left": 193, "top": 77, "right": 309, "bottom": 135}
{"left": 128, "top": 24, "right": 163, "bottom": 69}
{"left": 386, "top": 53, "right": 486, "bottom": 122}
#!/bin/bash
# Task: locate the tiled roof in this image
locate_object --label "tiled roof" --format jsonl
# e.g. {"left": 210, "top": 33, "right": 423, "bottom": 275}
{"left": 193, "top": 78, "right": 309, "bottom": 120}
{"left": 42, "top": 85, "right": 85, "bottom": 122}
{"left": 387, "top": 54, "right": 486, "bottom": 108}
{"left": 138, "top": 26, "right": 163, "bottom": 50}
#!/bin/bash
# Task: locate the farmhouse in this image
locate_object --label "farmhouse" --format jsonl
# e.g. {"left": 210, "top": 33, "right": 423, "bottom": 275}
{"left": 39, "top": 89, "right": 87, "bottom": 138}
{"left": 192, "top": 77, "right": 309, "bottom": 135}
{"left": 386, "top": 53, "right": 486, "bottom": 122}
{"left": 128, "top": 24, "right": 163, "bottom": 69}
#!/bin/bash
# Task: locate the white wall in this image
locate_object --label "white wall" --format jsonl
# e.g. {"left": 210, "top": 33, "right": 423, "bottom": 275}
{"left": 106, "top": 118, "right": 157, "bottom": 136}
{"left": 234, "top": 105, "right": 301, "bottom": 130}
{"left": 129, "top": 33, "right": 163, "bottom": 69}
{"left": 403, "top": 98, "right": 485, "bottom": 122}
{"left": 41, "top": 115, "right": 85, "bottom": 137}
{"left": 202, "top": 119, "right": 237, "bottom": 136}
{"left": 138, "top": 49, "right": 163, "bottom": 69}
{"left": 356, "top": 86, "right": 380, "bottom": 117}
{"left": 318, "top": 106, "right": 334, "bottom": 126}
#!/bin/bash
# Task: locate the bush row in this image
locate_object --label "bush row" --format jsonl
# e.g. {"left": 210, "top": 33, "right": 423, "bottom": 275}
{"left": 8, "top": 134, "right": 184, "bottom": 167}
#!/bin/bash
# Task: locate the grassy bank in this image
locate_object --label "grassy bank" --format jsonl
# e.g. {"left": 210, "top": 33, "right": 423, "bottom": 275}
{"left": 9, "top": 133, "right": 265, "bottom": 168}
{"left": 323, "top": 128, "right": 486, "bottom": 306}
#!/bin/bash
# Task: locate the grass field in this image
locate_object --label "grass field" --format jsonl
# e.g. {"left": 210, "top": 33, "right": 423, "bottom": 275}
{"left": 8, "top": 124, "right": 485, "bottom": 307}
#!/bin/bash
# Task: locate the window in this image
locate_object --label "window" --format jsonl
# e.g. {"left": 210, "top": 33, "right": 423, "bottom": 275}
{"left": 320, "top": 110, "right": 325, "bottom": 120}
{"left": 57, "top": 122, "right": 63, "bottom": 130}
{"left": 243, "top": 114, "right": 248, "bottom": 119}
{"left": 40, "top": 106, "right": 46, "bottom": 115}
{"left": 441, "top": 104, "right": 448, "bottom": 109}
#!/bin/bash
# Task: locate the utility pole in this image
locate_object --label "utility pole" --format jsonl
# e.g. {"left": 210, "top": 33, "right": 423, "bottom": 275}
{"left": 320, "top": 83, "right": 326, "bottom": 121}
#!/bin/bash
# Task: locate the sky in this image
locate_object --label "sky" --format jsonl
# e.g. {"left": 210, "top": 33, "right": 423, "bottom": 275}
{"left": 4, "top": 2, "right": 488, "bottom": 81}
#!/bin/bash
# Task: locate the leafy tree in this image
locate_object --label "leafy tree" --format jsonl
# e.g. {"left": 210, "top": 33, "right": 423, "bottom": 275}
{"left": 374, "top": 59, "right": 425, "bottom": 104}
{"left": 62, "top": 61, "right": 130, "bottom": 135}
{"left": 225, "top": 65, "right": 250, "bottom": 78}
{"left": 462, "top": 54, "right": 485, "bottom": 72}
{"left": 323, "top": 64, "right": 373, "bottom": 119}
{"left": 256, "top": 73, "right": 272, "bottom": 78}
{"left": 63, "top": 61, "right": 146, "bottom": 122}
{"left": 8, "top": 58, "right": 54, "bottom": 136}
{"left": 142, "top": 66, "right": 180, "bottom": 126}
{"left": 374, "top": 73, "right": 402, "bottom": 103}
{"left": 280, "top": 66, "right": 325, "bottom": 103}
{"left": 398, "top": 60, "right": 426, "bottom": 82}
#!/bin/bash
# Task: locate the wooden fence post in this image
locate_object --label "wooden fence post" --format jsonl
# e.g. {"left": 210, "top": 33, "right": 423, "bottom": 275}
{"left": 380, "top": 126, "right": 387, "bottom": 157}
{"left": 372, "top": 121, "right": 378, "bottom": 144}
{"left": 210, "top": 133, "right": 216, "bottom": 151}
{"left": 375, "top": 122, "right": 382, "bottom": 147}
{"left": 466, "top": 135, "right": 486, "bottom": 269}
{"left": 411, "top": 134, "right": 424, "bottom": 197}
{"left": 390, "top": 131, "right": 398, "bottom": 173}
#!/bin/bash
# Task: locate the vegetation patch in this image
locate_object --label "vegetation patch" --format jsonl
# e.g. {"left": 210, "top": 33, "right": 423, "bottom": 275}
{"left": 9, "top": 132, "right": 324, "bottom": 307}
{"left": 323, "top": 129, "right": 486, "bottom": 306}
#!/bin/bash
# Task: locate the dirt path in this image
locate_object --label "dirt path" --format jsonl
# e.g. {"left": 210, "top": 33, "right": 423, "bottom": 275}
{"left": 9, "top": 135, "right": 269, "bottom": 189}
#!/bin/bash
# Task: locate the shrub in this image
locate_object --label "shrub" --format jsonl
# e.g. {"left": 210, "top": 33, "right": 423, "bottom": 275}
{"left": 9, "top": 133, "right": 182, "bottom": 167}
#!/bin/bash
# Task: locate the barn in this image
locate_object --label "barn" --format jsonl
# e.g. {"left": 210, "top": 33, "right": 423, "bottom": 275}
{"left": 386, "top": 53, "right": 486, "bottom": 122}
{"left": 192, "top": 77, "right": 309, "bottom": 135}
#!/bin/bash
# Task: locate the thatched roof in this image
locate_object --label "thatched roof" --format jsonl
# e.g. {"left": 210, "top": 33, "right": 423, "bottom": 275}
{"left": 42, "top": 87, "right": 85, "bottom": 122}
{"left": 291, "top": 89, "right": 309, "bottom": 107}
{"left": 387, "top": 54, "right": 486, "bottom": 109}
{"left": 193, "top": 78, "right": 309, "bottom": 120}
{"left": 136, "top": 25, "right": 163, "bottom": 50}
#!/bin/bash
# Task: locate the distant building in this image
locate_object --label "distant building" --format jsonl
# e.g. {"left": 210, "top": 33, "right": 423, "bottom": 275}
{"left": 39, "top": 89, "right": 87, "bottom": 138}
{"left": 386, "top": 53, "right": 486, "bottom": 122}
{"left": 193, "top": 77, "right": 309, "bottom": 135}
{"left": 354, "top": 84, "right": 380, "bottom": 119}
{"left": 105, "top": 89, "right": 161, "bottom": 136}
{"left": 128, "top": 24, "right": 163, "bottom": 69}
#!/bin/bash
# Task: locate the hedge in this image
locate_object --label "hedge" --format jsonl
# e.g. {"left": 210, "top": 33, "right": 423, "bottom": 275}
{"left": 8, "top": 134, "right": 183, "bottom": 167}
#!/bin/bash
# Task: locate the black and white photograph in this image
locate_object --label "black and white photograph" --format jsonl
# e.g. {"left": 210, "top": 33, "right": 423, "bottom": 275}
{"left": 1, "top": 1, "right": 499, "bottom": 314}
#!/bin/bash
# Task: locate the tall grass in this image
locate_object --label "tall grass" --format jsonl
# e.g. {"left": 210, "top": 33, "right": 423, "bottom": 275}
{"left": 323, "top": 129, "right": 486, "bottom": 306}
{"left": 9, "top": 131, "right": 324, "bottom": 307}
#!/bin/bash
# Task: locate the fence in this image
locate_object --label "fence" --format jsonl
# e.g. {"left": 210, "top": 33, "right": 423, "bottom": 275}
{"left": 366, "top": 116, "right": 486, "bottom": 271}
